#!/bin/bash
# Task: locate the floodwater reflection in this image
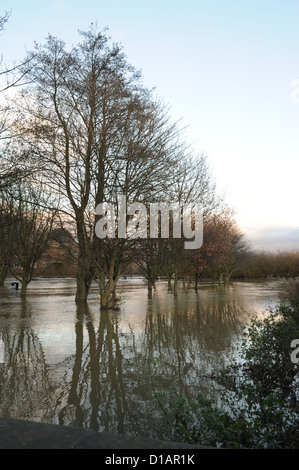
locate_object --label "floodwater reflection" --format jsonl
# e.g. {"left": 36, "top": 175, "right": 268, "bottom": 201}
{"left": 0, "top": 278, "right": 285, "bottom": 439}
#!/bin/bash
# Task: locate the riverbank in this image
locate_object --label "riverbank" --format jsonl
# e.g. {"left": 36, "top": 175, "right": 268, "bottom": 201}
{"left": 0, "top": 417, "right": 208, "bottom": 449}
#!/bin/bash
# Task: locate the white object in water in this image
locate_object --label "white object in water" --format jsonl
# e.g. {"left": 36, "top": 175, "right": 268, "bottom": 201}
{"left": 10, "top": 282, "right": 19, "bottom": 290}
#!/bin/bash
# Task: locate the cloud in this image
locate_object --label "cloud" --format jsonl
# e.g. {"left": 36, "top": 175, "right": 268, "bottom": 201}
{"left": 248, "top": 226, "right": 299, "bottom": 252}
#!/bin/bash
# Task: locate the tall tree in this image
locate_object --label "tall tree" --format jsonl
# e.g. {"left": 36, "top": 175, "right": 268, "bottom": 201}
{"left": 12, "top": 26, "right": 187, "bottom": 306}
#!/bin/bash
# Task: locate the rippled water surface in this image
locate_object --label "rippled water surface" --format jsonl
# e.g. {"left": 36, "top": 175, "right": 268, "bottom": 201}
{"left": 0, "top": 277, "right": 285, "bottom": 439}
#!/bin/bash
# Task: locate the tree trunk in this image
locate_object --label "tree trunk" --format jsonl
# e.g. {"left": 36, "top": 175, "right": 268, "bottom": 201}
{"left": 99, "top": 251, "right": 121, "bottom": 309}
{"left": 21, "top": 270, "right": 30, "bottom": 297}
{"left": 0, "top": 265, "right": 8, "bottom": 286}
{"left": 225, "top": 268, "right": 234, "bottom": 283}
{"left": 100, "top": 282, "right": 117, "bottom": 309}
{"left": 76, "top": 274, "right": 92, "bottom": 303}
{"left": 75, "top": 212, "right": 93, "bottom": 302}
{"left": 100, "top": 291, "right": 109, "bottom": 309}
{"left": 194, "top": 273, "right": 199, "bottom": 291}
{"left": 75, "top": 255, "right": 92, "bottom": 303}
{"left": 173, "top": 270, "right": 178, "bottom": 294}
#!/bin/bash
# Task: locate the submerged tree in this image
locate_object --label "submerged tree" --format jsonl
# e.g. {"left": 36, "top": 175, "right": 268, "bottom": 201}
{"left": 5, "top": 180, "right": 58, "bottom": 296}
{"left": 193, "top": 210, "right": 251, "bottom": 285}
{"left": 134, "top": 152, "right": 221, "bottom": 294}
{"left": 11, "top": 25, "right": 200, "bottom": 307}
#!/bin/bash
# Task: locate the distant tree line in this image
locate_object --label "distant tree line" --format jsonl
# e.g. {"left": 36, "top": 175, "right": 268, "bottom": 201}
{"left": 233, "top": 250, "right": 299, "bottom": 279}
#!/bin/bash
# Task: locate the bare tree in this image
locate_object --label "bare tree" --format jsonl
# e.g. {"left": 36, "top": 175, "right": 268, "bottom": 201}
{"left": 135, "top": 151, "right": 221, "bottom": 294}
{"left": 194, "top": 210, "right": 251, "bottom": 285}
{"left": 11, "top": 26, "right": 191, "bottom": 307}
{"left": 0, "top": 11, "right": 33, "bottom": 96}
{"left": 0, "top": 11, "right": 34, "bottom": 192}
{"left": 5, "top": 180, "right": 58, "bottom": 296}
{"left": 0, "top": 11, "right": 9, "bottom": 32}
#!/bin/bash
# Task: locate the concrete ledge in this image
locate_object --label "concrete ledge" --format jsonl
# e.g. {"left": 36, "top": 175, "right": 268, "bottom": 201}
{"left": 0, "top": 417, "right": 207, "bottom": 449}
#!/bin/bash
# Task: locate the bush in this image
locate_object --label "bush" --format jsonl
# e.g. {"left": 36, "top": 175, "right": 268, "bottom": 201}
{"left": 154, "top": 280, "right": 299, "bottom": 448}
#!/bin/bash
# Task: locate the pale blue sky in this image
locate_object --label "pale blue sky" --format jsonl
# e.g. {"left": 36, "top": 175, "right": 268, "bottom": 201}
{"left": 1, "top": 0, "right": 299, "bottom": 250}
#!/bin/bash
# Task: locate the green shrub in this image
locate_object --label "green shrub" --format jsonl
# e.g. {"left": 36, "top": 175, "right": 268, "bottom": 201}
{"left": 153, "top": 280, "right": 299, "bottom": 448}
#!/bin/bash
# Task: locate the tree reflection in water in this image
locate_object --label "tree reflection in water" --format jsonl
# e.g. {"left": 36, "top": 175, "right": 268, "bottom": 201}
{"left": 55, "top": 304, "right": 126, "bottom": 434}
{"left": 0, "top": 298, "right": 51, "bottom": 420}
{"left": 0, "top": 280, "right": 283, "bottom": 439}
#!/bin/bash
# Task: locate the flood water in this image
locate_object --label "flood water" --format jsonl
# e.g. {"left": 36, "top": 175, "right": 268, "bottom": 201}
{"left": 0, "top": 277, "right": 286, "bottom": 440}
